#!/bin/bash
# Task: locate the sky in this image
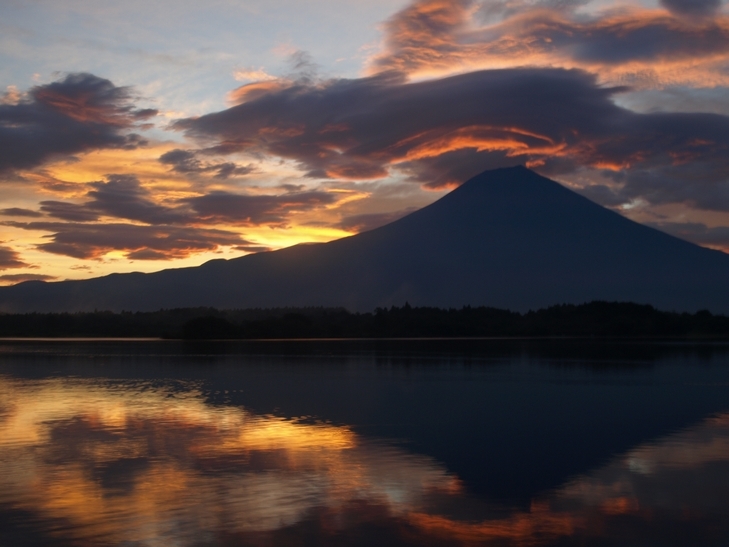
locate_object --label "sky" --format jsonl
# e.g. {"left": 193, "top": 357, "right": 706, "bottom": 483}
{"left": 1, "top": 0, "right": 728, "bottom": 284}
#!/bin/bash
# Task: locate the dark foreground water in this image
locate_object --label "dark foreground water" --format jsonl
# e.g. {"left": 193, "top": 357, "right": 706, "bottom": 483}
{"left": 1, "top": 338, "right": 729, "bottom": 546}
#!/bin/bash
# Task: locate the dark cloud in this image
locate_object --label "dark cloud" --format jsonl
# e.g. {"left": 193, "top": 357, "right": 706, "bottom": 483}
{"left": 499, "top": 13, "right": 729, "bottom": 65}
{"left": 175, "top": 69, "right": 609, "bottom": 183}
{"left": 158, "top": 149, "right": 255, "bottom": 179}
{"left": 1, "top": 173, "right": 338, "bottom": 260}
{"left": 337, "top": 208, "right": 418, "bottom": 233}
{"left": 32, "top": 173, "right": 339, "bottom": 229}
{"left": 0, "top": 273, "right": 57, "bottom": 284}
{"left": 233, "top": 243, "right": 272, "bottom": 253}
{"left": 84, "top": 174, "right": 189, "bottom": 224}
{"left": 2, "top": 221, "right": 250, "bottom": 260}
{"left": 396, "top": 148, "right": 523, "bottom": 189}
{"left": 40, "top": 201, "right": 101, "bottom": 222}
{"left": 0, "top": 245, "right": 29, "bottom": 270}
{"left": 573, "top": 184, "right": 627, "bottom": 208}
{"left": 615, "top": 164, "right": 729, "bottom": 212}
{"left": 0, "top": 207, "right": 44, "bottom": 218}
{"left": 185, "top": 190, "right": 338, "bottom": 225}
{"left": 174, "top": 67, "right": 729, "bottom": 209}
{"left": 660, "top": 0, "right": 723, "bottom": 17}
{"left": 39, "top": 175, "right": 188, "bottom": 224}
{"left": 0, "top": 73, "right": 156, "bottom": 174}
{"left": 649, "top": 221, "right": 729, "bottom": 250}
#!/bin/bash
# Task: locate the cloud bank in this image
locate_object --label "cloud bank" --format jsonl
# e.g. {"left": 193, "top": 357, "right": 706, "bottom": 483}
{"left": 2, "top": 173, "right": 343, "bottom": 260}
{"left": 174, "top": 68, "right": 729, "bottom": 212}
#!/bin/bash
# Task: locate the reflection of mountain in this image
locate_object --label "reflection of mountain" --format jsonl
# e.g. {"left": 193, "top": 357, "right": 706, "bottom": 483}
{"left": 3, "top": 166, "right": 729, "bottom": 313}
{"left": 2, "top": 376, "right": 729, "bottom": 546}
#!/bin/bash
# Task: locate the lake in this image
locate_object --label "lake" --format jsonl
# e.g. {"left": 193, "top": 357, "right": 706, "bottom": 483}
{"left": 1, "top": 338, "right": 728, "bottom": 546}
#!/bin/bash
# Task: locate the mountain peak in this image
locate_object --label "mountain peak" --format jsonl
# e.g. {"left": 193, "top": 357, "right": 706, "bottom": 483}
{"left": 445, "top": 165, "right": 565, "bottom": 202}
{"left": 2, "top": 166, "right": 729, "bottom": 313}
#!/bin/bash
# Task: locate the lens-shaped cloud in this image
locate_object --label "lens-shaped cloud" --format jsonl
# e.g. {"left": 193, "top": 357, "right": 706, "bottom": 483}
{"left": 0, "top": 245, "right": 29, "bottom": 270}
{"left": 174, "top": 68, "right": 729, "bottom": 210}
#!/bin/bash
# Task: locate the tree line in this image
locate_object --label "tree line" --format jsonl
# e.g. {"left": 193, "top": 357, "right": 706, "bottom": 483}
{"left": 0, "top": 301, "right": 728, "bottom": 339}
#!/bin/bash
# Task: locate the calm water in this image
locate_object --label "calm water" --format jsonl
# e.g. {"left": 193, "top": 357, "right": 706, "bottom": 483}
{"left": 1, "top": 338, "right": 729, "bottom": 546}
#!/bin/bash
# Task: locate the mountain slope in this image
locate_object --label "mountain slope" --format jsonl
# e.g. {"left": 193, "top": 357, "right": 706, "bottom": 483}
{"left": 2, "top": 166, "right": 729, "bottom": 313}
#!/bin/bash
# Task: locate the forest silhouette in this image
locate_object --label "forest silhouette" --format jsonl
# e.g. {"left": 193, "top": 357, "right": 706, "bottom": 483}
{"left": 1, "top": 301, "right": 728, "bottom": 339}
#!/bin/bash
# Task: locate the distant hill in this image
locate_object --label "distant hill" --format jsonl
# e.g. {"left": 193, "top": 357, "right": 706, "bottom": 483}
{"left": 2, "top": 165, "right": 729, "bottom": 313}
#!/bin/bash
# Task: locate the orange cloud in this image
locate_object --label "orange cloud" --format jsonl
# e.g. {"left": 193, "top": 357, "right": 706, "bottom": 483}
{"left": 368, "top": 0, "right": 729, "bottom": 89}
{"left": 0, "top": 73, "right": 156, "bottom": 174}
{"left": 228, "top": 80, "right": 293, "bottom": 104}
{"left": 0, "top": 243, "right": 29, "bottom": 270}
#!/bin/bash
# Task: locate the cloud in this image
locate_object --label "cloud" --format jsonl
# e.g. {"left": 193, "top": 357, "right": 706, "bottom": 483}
{"left": 0, "top": 73, "right": 156, "bottom": 174}
{"left": 2, "top": 172, "right": 341, "bottom": 261}
{"left": 37, "top": 174, "right": 186, "bottom": 225}
{"left": 158, "top": 149, "right": 256, "bottom": 179}
{"left": 40, "top": 201, "right": 101, "bottom": 222}
{"left": 660, "top": 0, "right": 723, "bottom": 17}
{"left": 337, "top": 208, "right": 419, "bottom": 233}
{"left": 185, "top": 190, "right": 339, "bottom": 225}
{"left": 0, "top": 273, "right": 57, "bottom": 284}
{"left": 2, "top": 221, "right": 250, "bottom": 260}
{"left": 648, "top": 221, "right": 729, "bottom": 251}
{"left": 0, "top": 207, "right": 44, "bottom": 218}
{"left": 367, "top": 0, "right": 729, "bottom": 88}
{"left": 0, "top": 245, "right": 29, "bottom": 270}
{"left": 84, "top": 174, "right": 189, "bottom": 224}
{"left": 233, "top": 243, "right": 272, "bottom": 253}
{"left": 174, "top": 67, "right": 729, "bottom": 207}
{"left": 31, "top": 172, "right": 341, "bottom": 228}
{"left": 233, "top": 67, "right": 278, "bottom": 82}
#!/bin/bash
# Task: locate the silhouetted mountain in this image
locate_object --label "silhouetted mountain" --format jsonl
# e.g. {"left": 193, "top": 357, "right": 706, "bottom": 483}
{"left": 2, "top": 166, "right": 729, "bottom": 313}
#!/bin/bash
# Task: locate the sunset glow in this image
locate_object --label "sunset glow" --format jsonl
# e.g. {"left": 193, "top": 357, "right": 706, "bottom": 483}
{"left": 1, "top": 0, "right": 729, "bottom": 283}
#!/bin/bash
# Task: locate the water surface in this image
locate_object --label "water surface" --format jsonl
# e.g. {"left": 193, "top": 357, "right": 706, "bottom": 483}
{"left": 1, "top": 339, "right": 728, "bottom": 546}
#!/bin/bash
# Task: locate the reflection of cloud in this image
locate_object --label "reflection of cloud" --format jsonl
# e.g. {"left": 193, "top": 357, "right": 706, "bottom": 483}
{"left": 0, "top": 377, "right": 460, "bottom": 544}
{"left": 2, "top": 376, "right": 729, "bottom": 546}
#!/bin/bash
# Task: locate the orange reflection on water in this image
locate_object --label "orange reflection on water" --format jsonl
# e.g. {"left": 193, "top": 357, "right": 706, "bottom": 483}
{"left": 0, "top": 376, "right": 460, "bottom": 545}
{"left": 1, "top": 374, "right": 729, "bottom": 546}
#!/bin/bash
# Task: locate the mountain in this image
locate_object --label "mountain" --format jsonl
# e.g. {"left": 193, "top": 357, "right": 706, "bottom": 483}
{"left": 2, "top": 165, "right": 729, "bottom": 313}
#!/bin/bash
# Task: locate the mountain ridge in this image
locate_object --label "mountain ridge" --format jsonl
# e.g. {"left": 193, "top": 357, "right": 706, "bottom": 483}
{"left": 2, "top": 166, "right": 729, "bottom": 313}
